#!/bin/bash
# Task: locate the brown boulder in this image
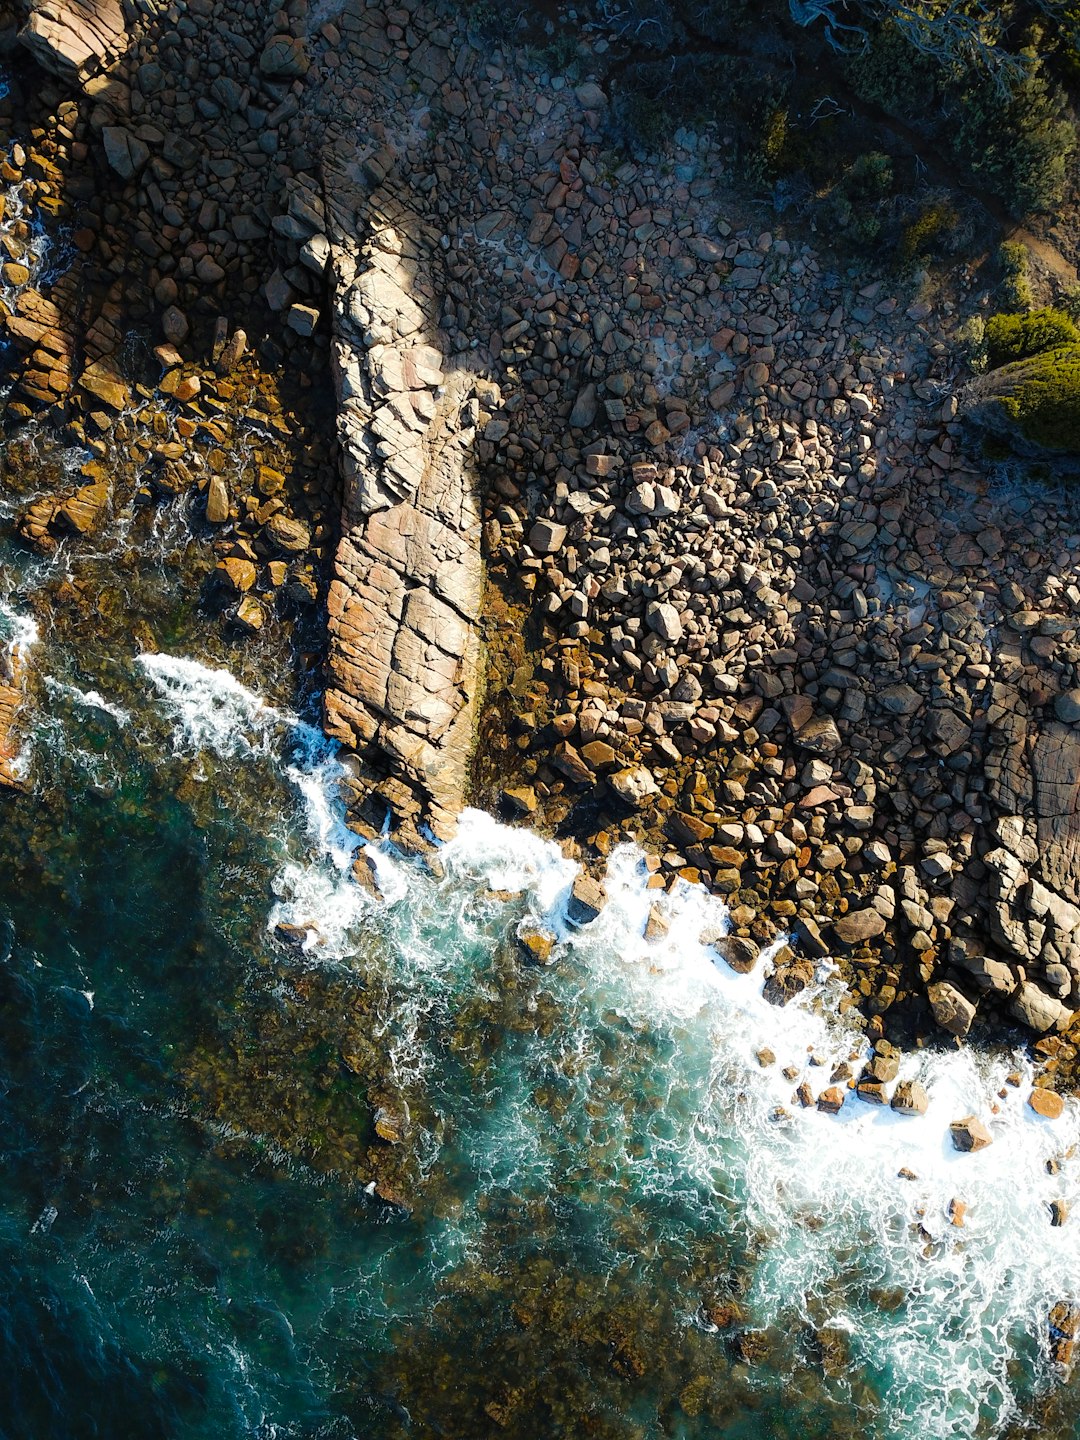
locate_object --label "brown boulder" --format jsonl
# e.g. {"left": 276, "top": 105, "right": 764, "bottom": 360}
{"left": 1029, "top": 1087, "right": 1065, "bottom": 1120}
{"left": 950, "top": 1115, "right": 993, "bottom": 1152}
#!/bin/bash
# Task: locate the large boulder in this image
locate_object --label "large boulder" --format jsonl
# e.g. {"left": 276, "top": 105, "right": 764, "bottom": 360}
{"left": 19, "top": 0, "right": 126, "bottom": 80}
{"left": 928, "top": 980, "right": 977, "bottom": 1038}
{"left": 1009, "top": 981, "right": 1074, "bottom": 1033}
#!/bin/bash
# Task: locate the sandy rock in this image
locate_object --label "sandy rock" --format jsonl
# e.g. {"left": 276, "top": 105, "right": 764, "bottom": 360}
{"left": 1029, "top": 1087, "right": 1065, "bottom": 1119}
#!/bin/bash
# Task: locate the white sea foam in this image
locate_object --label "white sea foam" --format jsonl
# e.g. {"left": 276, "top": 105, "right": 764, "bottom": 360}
{"left": 137, "top": 652, "right": 281, "bottom": 758}
{"left": 44, "top": 678, "right": 131, "bottom": 726}
{"left": 138, "top": 653, "right": 371, "bottom": 955}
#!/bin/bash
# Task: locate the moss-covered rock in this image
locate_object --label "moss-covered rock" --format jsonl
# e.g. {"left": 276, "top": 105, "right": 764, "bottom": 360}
{"left": 985, "top": 308, "right": 1080, "bottom": 368}
{"left": 961, "top": 343, "right": 1080, "bottom": 458}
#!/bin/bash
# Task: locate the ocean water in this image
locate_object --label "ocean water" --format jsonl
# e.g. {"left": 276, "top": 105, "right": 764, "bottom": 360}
{"left": 0, "top": 562, "right": 1078, "bottom": 1440}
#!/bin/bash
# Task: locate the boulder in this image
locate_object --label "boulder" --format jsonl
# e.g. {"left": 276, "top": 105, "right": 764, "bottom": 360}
{"left": 832, "top": 909, "right": 886, "bottom": 945}
{"left": 528, "top": 519, "right": 566, "bottom": 554}
{"left": 260, "top": 34, "right": 309, "bottom": 77}
{"left": 567, "top": 873, "right": 605, "bottom": 926}
{"left": 607, "top": 765, "right": 659, "bottom": 808}
{"left": 1029, "top": 1087, "right": 1065, "bottom": 1119}
{"left": 928, "top": 980, "right": 977, "bottom": 1038}
{"left": 817, "top": 1087, "right": 845, "bottom": 1114}
{"left": 890, "top": 1080, "right": 929, "bottom": 1116}
{"left": 568, "top": 383, "right": 597, "bottom": 428}
{"left": 102, "top": 126, "right": 148, "bottom": 180}
{"left": 19, "top": 0, "right": 126, "bottom": 79}
{"left": 1010, "top": 981, "right": 1074, "bottom": 1033}
{"left": 264, "top": 514, "right": 311, "bottom": 553}
{"left": 949, "top": 1115, "right": 993, "bottom": 1152}
{"left": 519, "top": 927, "right": 556, "bottom": 965}
{"left": 710, "top": 935, "right": 758, "bottom": 974}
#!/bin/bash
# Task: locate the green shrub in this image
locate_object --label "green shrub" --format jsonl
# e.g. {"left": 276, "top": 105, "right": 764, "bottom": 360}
{"left": 986, "top": 308, "right": 1080, "bottom": 368}
{"left": 845, "top": 20, "right": 939, "bottom": 117}
{"left": 760, "top": 105, "right": 789, "bottom": 177}
{"left": 898, "top": 202, "right": 958, "bottom": 265}
{"left": 990, "top": 344, "right": 1080, "bottom": 453}
{"left": 998, "top": 239, "right": 1033, "bottom": 310}
{"left": 950, "top": 56, "right": 1074, "bottom": 217}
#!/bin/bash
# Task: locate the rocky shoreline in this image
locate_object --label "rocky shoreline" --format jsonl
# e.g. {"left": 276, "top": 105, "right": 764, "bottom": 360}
{"left": 1, "top": 0, "right": 1080, "bottom": 1087}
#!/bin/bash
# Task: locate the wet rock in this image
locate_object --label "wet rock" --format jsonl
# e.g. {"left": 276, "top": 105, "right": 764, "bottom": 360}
{"left": 216, "top": 557, "right": 256, "bottom": 593}
{"left": 1029, "top": 1087, "right": 1065, "bottom": 1120}
{"left": 1049, "top": 1302, "right": 1080, "bottom": 1367}
{"left": 890, "top": 1080, "right": 929, "bottom": 1116}
{"left": 949, "top": 1115, "right": 993, "bottom": 1152}
{"left": 817, "top": 1086, "right": 845, "bottom": 1114}
{"left": 567, "top": 873, "right": 605, "bottom": 926}
{"left": 710, "top": 935, "right": 758, "bottom": 974}
{"left": 501, "top": 785, "right": 537, "bottom": 815}
{"left": 205, "top": 475, "right": 230, "bottom": 524}
{"left": 57, "top": 479, "right": 107, "bottom": 535}
{"left": 0, "top": 644, "right": 29, "bottom": 790}
{"left": 518, "top": 927, "right": 556, "bottom": 965}
{"left": 233, "top": 596, "right": 265, "bottom": 633}
{"left": 644, "top": 904, "right": 669, "bottom": 942}
{"left": 264, "top": 514, "right": 311, "bottom": 553}
{"left": 762, "top": 954, "right": 814, "bottom": 1005}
